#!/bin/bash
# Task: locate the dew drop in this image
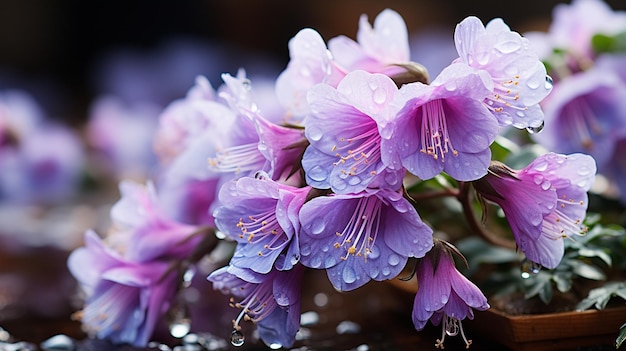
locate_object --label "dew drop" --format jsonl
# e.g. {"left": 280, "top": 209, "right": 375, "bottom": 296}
{"left": 381, "top": 267, "right": 391, "bottom": 276}
{"left": 310, "top": 217, "right": 326, "bottom": 235}
{"left": 266, "top": 342, "right": 282, "bottom": 350}
{"left": 373, "top": 88, "right": 387, "bottom": 104}
{"left": 169, "top": 303, "right": 191, "bottom": 338}
{"left": 300, "top": 243, "right": 312, "bottom": 256}
{"left": 544, "top": 75, "right": 553, "bottom": 90}
{"left": 40, "top": 334, "right": 75, "bottom": 351}
{"left": 343, "top": 266, "right": 357, "bottom": 284}
{"left": 336, "top": 320, "right": 361, "bottom": 334}
{"left": 445, "top": 81, "right": 457, "bottom": 91}
{"left": 307, "top": 126, "right": 324, "bottom": 141}
{"left": 526, "top": 120, "right": 544, "bottom": 134}
{"left": 348, "top": 175, "right": 361, "bottom": 186}
{"left": 520, "top": 258, "right": 542, "bottom": 279}
{"left": 526, "top": 77, "right": 540, "bottom": 90}
{"left": 577, "top": 165, "right": 591, "bottom": 176}
{"left": 182, "top": 267, "right": 196, "bottom": 288}
{"left": 307, "top": 165, "right": 328, "bottom": 182}
{"left": 310, "top": 255, "right": 322, "bottom": 268}
{"left": 516, "top": 110, "right": 526, "bottom": 118}
{"left": 388, "top": 253, "right": 400, "bottom": 266}
{"left": 230, "top": 330, "right": 245, "bottom": 347}
{"left": 301, "top": 311, "right": 320, "bottom": 326}
{"left": 445, "top": 320, "right": 459, "bottom": 336}
{"left": 495, "top": 38, "right": 521, "bottom": 54}
{"left": 325, "top": 256, "right": 337, "bottom": 267}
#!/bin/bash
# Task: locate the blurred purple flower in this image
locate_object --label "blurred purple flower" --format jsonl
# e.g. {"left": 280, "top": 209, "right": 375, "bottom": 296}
{"left": 412, "top": 241, "right": 489, "bottom": 349}
{"left": 454, "top": 16, "right": 551, "bottom": 129}
{"left": 0, "top": 90, "right": 84, "bottom": 204}
{"left": 531, "top": 66, "right": 626, "bottom": 169}
{"left": 68, "top": 230, "right": 179, "bottom": 346}
{"left": 106, "top": 180, "right": 203, "bottom": 263}
{"left": 386, "top": 63, "right": 498, "bottom": 181}
{"left": 299, "top": 187, "right": 433, "bottom": 291}
{"left": 86, "top": 96, "right": 160, "bottom": 181}
{"left": 473, "top": 153, "right": 597, "bottom": 269}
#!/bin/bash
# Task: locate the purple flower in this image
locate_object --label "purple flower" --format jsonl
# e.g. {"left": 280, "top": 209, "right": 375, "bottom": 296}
{"left": 386, "top": 63, "right": 498, "bottom": 181}
{"left": 214, "top": 176, "right": 310, "bottom": 273}
{"left": 602, "top": 137, "right": 626, "bottom": 204}
{"left": 328, "top": 9, "right": 410, "bottom": 77}
{"left": 454, "top": 16, "right": 551, "bottom": 129}
{"left": 531, "top": 66, "right": 626, "bottom": 169}
{"left": 412, "top": 241, "right": 489, "bottom": 349}
{"left": 299, "top": 187, "right": 433, "bottom": 291}
{"left": 0, "top": 90, "right": 85, "bottom": 204}
{"left": 525, "top": 0, "right": 626, "bottom": 60}
{"left": 67, "top": 230, "right": 179, "bottom": 346}
{"left": 302, "top": 70, "right": 405, "bottom": 193}
{"left": 473, "top": 153, "right": 597, "bottom": 269}
{"left": 208, "top": 264, "right": 304, "bottom": 348}
{"left": 107, "top": 180, "right": 203, "bottom": 262}
{"left": 275, "top": 9, "right": 413, "bottom": 122}
{"left": 86, "top": 95, "right": 160, "bottom": 181}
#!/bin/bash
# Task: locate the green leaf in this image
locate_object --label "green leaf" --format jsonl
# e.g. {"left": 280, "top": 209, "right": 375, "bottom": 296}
{"left": 553, "top": 272, "right": 573, "bottom": 293}
{"left": 572, "top": 261, "right": 606, "bottom": 281}
{"left": 576, "top": 282, "right": 626, "bottom": 311}
{"left": 617, "top": 323, "right": 626, "bottom": 349}
{"left": 577, "top": 247, "right": 612, "bottom": 267}
{"left": 591, "top": 31, "right": 626, "bottom": 53}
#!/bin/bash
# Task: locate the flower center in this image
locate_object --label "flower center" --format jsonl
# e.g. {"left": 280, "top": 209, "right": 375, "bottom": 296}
{"left": 230, "top": 280, "right": 276, "bottom": 331}
{"left": 237, "top": 209, "right": 285, "bottom": 256}
{"left": 420, "top": 99, "right": 458, "bottom": 161}
{"left": 332, "top": 123, "right": 382, "bottom": 177}
{"left": 486, "top": 75, "right": 529, "bottom": 113}
{"left": 333, "top": 195, "right": 382, "bottom": 261}
{"left": 542, "top": 194, "right": 587, "bottom": 240}
{"left": 209, "top": 142, "right": 266, "bottom": 174}
{"left": 563, "top": 97, "right": 603, "bottom": 151}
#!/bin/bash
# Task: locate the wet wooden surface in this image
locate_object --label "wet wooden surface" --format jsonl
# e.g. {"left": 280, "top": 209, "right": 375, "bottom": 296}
{"left": 0, "top": 244, "right": 618, "bottom": 351}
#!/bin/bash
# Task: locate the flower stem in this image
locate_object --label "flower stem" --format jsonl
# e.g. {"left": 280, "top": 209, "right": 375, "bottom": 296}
{"left": 458, "top": 181, "right": 516, "bottom": 250}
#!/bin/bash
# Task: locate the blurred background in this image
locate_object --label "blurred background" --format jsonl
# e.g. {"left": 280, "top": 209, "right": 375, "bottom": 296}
{"left": 1, "top": 0, "right": 624, "bottom": 126}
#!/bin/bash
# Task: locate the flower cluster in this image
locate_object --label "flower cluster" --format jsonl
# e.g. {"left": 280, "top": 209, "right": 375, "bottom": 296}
{"left": 66, "top": 7, "right": 599, "bottom": 350}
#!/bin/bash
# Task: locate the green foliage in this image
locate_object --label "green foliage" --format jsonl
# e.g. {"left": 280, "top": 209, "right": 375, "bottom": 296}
{"left": 617, "top": 323, "right": 626, "bottom": 349}
{"left": 591, "top": 31, "right": 626, "bottom": 53}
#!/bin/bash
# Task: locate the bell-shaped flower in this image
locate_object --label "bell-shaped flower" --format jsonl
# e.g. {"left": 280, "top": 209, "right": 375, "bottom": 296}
{"left": 412, "top": 240, "right": 489, "bottom": 349}
{"left": 208, "top": 264, "right": 304, "bottom": 348}
{"left": 454, "top": 16, "right": 551, "bottom": 129}
{"left": 302, "top": 70, "right": 406, "bottom": 193}
{"left": 328, "top": 8, "right": 410, "bottom": 77}
{"left": 67, "top": 230, "right": 180, "bottom": 347}
{"left": 106, "top": 180, "right": 204, "bottom": 262}
{"left": 472, "top": 153, "right": 597, "bottom": 269}
{"left": 214, "top": 175, "right": 310, "bottom": 273}
{"left": 298, "top": 187, "right": 433, "bottom": 291}
{"left": 275, "top": 9, "right": 416, "bottom": 122}
{"left": 531, "top": 66, "right": 626, "bottom": 170}
{"left": 385, "top": 63, "right": 498, "bottom": 181}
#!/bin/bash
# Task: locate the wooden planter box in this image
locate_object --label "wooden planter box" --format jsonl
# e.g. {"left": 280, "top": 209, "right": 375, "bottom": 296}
{"left": 467, "top": 306, "right": 626, "bottom": 351}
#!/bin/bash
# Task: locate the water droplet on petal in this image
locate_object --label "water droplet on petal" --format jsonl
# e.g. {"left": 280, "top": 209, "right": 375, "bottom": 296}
{"left": 266, "top": 342, "right": 282, "bottom": 350}
{"left": 373, "top": 89, "right": 387, "bottom": 104}
{"left": 520, "top": 258, "right": 542, "bottom": 279}
{"left": 307, "top": 126, "right": 324, "bottom": 141}
{"left": 526, "top": 77, "right": 541, "bottom": 90}
{"left": 343, "top": 266, "right": 357, "bottom": 283}
{"left": 387, "top": 253, "right": 400, "bottom": 266}
{"left": 310, "top": 218, "right": 326, "bottom": 235}
{"left": 348, "top": 175, "right": 361, "bottom": 186}
{"left": 308, "top": 165, "right": 328, "bottom": 182}
{"left": 544, "top": 75, "right": 553, "bottom": 90}
{"left": 526, "top": 120, "right": 544, "bottom": 134}
{"left": 230, "top": 330, "right": 245, "bottom": 347}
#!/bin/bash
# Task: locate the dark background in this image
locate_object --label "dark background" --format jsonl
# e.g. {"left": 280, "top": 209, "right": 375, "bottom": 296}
{"left": 1, "top": 0, "right": 625, "bottom": 124}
